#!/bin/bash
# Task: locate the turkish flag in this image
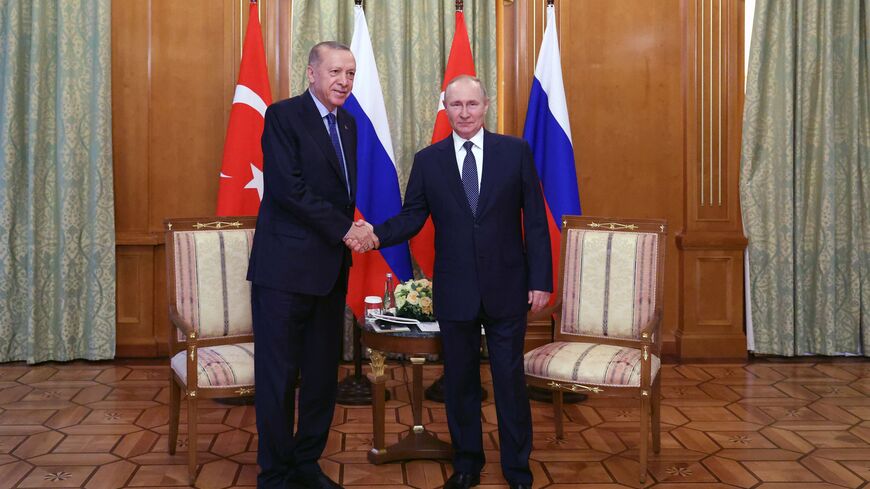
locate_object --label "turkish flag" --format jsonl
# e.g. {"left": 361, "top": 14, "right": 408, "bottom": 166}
{"left": 216, "top": 1, "right": 272, "bottom": 216}
{"left": 410, "top": 10, "right": 477, "bottom": 277}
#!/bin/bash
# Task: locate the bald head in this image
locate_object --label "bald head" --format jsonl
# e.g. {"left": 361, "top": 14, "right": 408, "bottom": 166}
{"left": 444, "top": 75, "right": 488, "bottom": 104}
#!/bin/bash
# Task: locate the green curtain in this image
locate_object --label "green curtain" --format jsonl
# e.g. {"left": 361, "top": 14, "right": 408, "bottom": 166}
{"left": 0, "top": 1, "right": 115, "bottom": 363}
{"left": 290, "top": 0, "right": 498, "bottom": 188}
{"left": 740, "top": 0, "right": 869, "bottom": 356}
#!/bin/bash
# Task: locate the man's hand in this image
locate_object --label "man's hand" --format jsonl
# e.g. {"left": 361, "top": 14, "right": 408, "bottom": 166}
{"left": 344, "top": 219, "right": 379, "bottom": 253}
{"left": 528, "top": 290, "right": 551, "bottom": 313}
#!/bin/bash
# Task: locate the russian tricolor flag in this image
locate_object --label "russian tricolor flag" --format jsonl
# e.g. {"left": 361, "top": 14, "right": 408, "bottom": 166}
{"left": 522, "top": 3, "right": 581, "bottom": 297}
{"left": 344, "top": 4, "right": 413, "bottom": 318}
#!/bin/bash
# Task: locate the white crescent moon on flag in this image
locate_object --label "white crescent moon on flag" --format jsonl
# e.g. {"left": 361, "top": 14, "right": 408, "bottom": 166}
{"left": 233, "top": 84, "right": 268, "bottom": 118}
{"left": 219, "top": 84, "right": 267, "bottom": 201}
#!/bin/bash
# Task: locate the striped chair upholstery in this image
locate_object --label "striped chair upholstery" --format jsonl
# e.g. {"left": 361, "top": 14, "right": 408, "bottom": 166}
{"left": 560, "top": 228, "right": 659, "bottom": 340}
{"left": 172, "top": 228, "right": 255, "bottom": 340}
{"left": 170, "top": 343, "right": 255, "bottom": 388}
{"left": 525, "top": 342, "right": 660, "bottom": 387}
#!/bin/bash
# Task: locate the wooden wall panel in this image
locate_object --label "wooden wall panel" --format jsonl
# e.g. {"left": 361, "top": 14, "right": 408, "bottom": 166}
{"left": 148, "top": 0, "right": 231, "bottom": 227}
{"left": 115, "top": 247, "right": 155, "bottom": 357}
{"left": 112, "top": 0, "right": 291, "bottom": 356}
{"left": 111, "top": 1, "right": 150, "bottom": 236}
{"left": 678, "top": 0, "right": 746, "bottom": 359}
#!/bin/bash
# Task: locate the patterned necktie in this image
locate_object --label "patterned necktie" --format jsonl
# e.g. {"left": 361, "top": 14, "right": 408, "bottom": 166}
{"left": 461, "top": 140, "right": 479, "bottom": 215}
{"left": 326, "top": 113, "right": 350, "bottom": 196}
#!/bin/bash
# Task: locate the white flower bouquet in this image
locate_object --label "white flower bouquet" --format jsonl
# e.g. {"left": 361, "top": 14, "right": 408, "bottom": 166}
{"left": 394, "top": 278, "right": 434, "bottom": 322}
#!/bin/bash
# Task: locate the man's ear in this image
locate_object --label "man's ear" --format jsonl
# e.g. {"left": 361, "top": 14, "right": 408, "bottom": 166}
{"left": 306, "top": 65, "right": 315, "bottom": 84}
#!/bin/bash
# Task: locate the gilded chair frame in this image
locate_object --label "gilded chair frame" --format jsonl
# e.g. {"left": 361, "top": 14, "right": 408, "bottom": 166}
{"left": 164, "top": 216, "right": 257, "bottom": 484}
{"left": 525, "top": 215, "right": 667, "bottom": 483}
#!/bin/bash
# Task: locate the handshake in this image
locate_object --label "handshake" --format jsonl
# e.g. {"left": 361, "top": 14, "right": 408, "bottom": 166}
{"left": 344, "top": 219, "right": 379, "bottom": 253}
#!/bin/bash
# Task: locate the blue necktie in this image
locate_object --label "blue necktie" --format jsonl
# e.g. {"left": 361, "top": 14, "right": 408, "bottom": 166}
{"left": 462, "top": 141, "right": 479, "bottom": 215}
{"left": 326, "top": 113, "right": 350, "bottom": 196}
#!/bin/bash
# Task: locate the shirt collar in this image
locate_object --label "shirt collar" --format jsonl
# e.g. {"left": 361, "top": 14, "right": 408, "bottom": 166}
{"left": 452, "top": 128, "right": 485, "bottom": 153}
{"left": 309, "top": 89, "right": 338, "bottom": 119}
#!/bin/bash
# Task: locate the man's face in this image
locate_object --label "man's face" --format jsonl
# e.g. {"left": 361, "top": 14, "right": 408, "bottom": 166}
{"left": 444, "top": 78, "right": 489, "bottom": 140}
{"left": 307, "top": 48, "right": 356, "bottom": 111}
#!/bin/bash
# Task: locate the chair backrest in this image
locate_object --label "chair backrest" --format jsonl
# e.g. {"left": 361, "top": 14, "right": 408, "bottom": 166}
{"left": 165, "top": 217, "right": 257, "bottom": 341}
{"left": 556, "top": 216, "right": 667, "bottom": 342}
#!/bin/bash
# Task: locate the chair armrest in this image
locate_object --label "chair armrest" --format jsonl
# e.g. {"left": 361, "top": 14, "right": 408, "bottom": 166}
{"left": 169, "top": 305, "right": 200, "bottom": 393}
{"left": 638, "top": 310, "right": 662, "bottom": 344}
{"left": 547, "top": 297, "right": 564, "bottom": 341}
{"left": 169, "top": 305, "right": 195, "bottom": 338}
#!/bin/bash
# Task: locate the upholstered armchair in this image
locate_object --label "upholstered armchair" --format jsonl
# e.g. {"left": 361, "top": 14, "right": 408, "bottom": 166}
{"left": 524, "top": 216, "right": 667, "bottom": 483}
{"left": 164, "top": 217, "right": 257, "bottom": 484}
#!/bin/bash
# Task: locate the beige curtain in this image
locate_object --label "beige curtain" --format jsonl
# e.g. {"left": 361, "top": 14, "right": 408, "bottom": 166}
{"left": 740, "top": 0, "right": 869, "bottom": 356}
{"left": 290, "top": 0, "right": 498, "bottom": 187}
{"left": 0, "top": 1, "right": 116, "bottom": 362}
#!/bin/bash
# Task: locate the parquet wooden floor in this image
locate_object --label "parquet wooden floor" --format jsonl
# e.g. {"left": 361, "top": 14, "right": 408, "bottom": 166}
{"left": 0, "top": 359, "right": 868, "bottom": 488}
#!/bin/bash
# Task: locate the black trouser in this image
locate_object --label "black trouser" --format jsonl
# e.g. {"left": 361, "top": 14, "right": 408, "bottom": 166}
{"left": 439, "top": 310, "right": 533, "bottom": 485}
{"left": 251, "top": 272, "right": 346, "bottom": 489}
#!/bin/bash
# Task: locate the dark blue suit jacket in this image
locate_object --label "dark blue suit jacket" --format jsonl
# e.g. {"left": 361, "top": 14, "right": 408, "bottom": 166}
{"left": 247, "top": 91, "right": 357, "bottom": 296}
{"left": 375, "top": 131, "right": 552, "bottom": 321}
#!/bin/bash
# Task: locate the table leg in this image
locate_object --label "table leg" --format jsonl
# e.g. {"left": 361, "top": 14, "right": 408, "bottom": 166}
{"left": 368, "top": 353, "right": 452, "bottom": 464}
{"left": 410, "top": 356, "right": 425, "bottom": 433}
{"left": 366, "top": 349, "right": 387, "bottom": 457}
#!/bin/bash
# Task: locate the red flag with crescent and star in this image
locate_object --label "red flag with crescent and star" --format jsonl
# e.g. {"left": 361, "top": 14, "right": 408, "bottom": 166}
{"left": 216, "top": 1, "right": 272, "bottom": 216}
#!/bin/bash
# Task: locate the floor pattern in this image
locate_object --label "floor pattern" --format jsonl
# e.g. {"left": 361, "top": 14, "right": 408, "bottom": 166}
{"left": 0, "top": 359, "right": 868, "bottom": 488}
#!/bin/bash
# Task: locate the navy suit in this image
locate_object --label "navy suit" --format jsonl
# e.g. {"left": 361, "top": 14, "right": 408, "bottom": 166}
{"left": 375, "top": 131, "right": 551, "bottom": 485}
{"left": 247, "top": 91, "right": 356, "bottom": 488}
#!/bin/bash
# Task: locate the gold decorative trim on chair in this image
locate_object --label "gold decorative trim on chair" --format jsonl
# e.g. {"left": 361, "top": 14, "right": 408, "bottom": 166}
{"left": 587, "top": 221, "right": 639, "bottom": 230}
{"left": 547, "top": 381, "right": 604, "bottom": 394}
{"left": 193, "top": 220, "right": 244, "bottom": 229}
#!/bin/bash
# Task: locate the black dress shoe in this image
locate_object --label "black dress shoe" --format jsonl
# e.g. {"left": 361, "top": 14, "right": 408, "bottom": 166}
{"left": 509, "top": 484, "right": 531, "bottom": 489}
{"left": 444, "top": 472, "right": 480, "bottom": 489}
{"left": 297, "top": 472, "right": 343, "bottom": 489}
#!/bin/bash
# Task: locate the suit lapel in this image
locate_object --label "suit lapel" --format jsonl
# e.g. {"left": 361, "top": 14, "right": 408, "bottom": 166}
{"left": 338, "top": 107, "right": 356, "bottom": 200}
{"left": 476, "top": 130, "right": 499, "bottom": 217}
{"left": 300, "top": 92, "right": 350, "bottom": 193}
{"left": 437, "top": 136, "right": 475, "bottom": 218}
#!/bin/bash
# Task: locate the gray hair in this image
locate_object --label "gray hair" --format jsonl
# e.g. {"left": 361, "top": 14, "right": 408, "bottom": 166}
{"left": 444, "top": 75, "right": 488, "bottom": 102}
{"left": 308, "top": 41, "right": 352, "bottom": 66}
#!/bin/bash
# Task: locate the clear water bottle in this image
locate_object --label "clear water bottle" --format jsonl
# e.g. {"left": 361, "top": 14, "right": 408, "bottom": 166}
{"left": 383, "top": 273, "right": 395, "bottom": 311}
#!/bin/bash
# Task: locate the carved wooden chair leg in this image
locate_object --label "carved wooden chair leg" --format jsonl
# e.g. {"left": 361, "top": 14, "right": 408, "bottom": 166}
{"left": 168, "top": 379, "right": 181, "bottom": 454}
{"left": 187, "top": 393, "right": 198, "bottom": 485}
{"left": 639, "top": 394, "right": 650, "bottom": 483}
{"left": 553, "top": 390, "right": 564, "bottom": 439}
{"left": 651, "top": 376, "right": 661, "bottom": 453}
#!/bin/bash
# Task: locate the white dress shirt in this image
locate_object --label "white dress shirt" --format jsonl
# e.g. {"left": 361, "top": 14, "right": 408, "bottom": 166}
{"left": 452, "top": 128, "right": 484, "bottom": 190}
